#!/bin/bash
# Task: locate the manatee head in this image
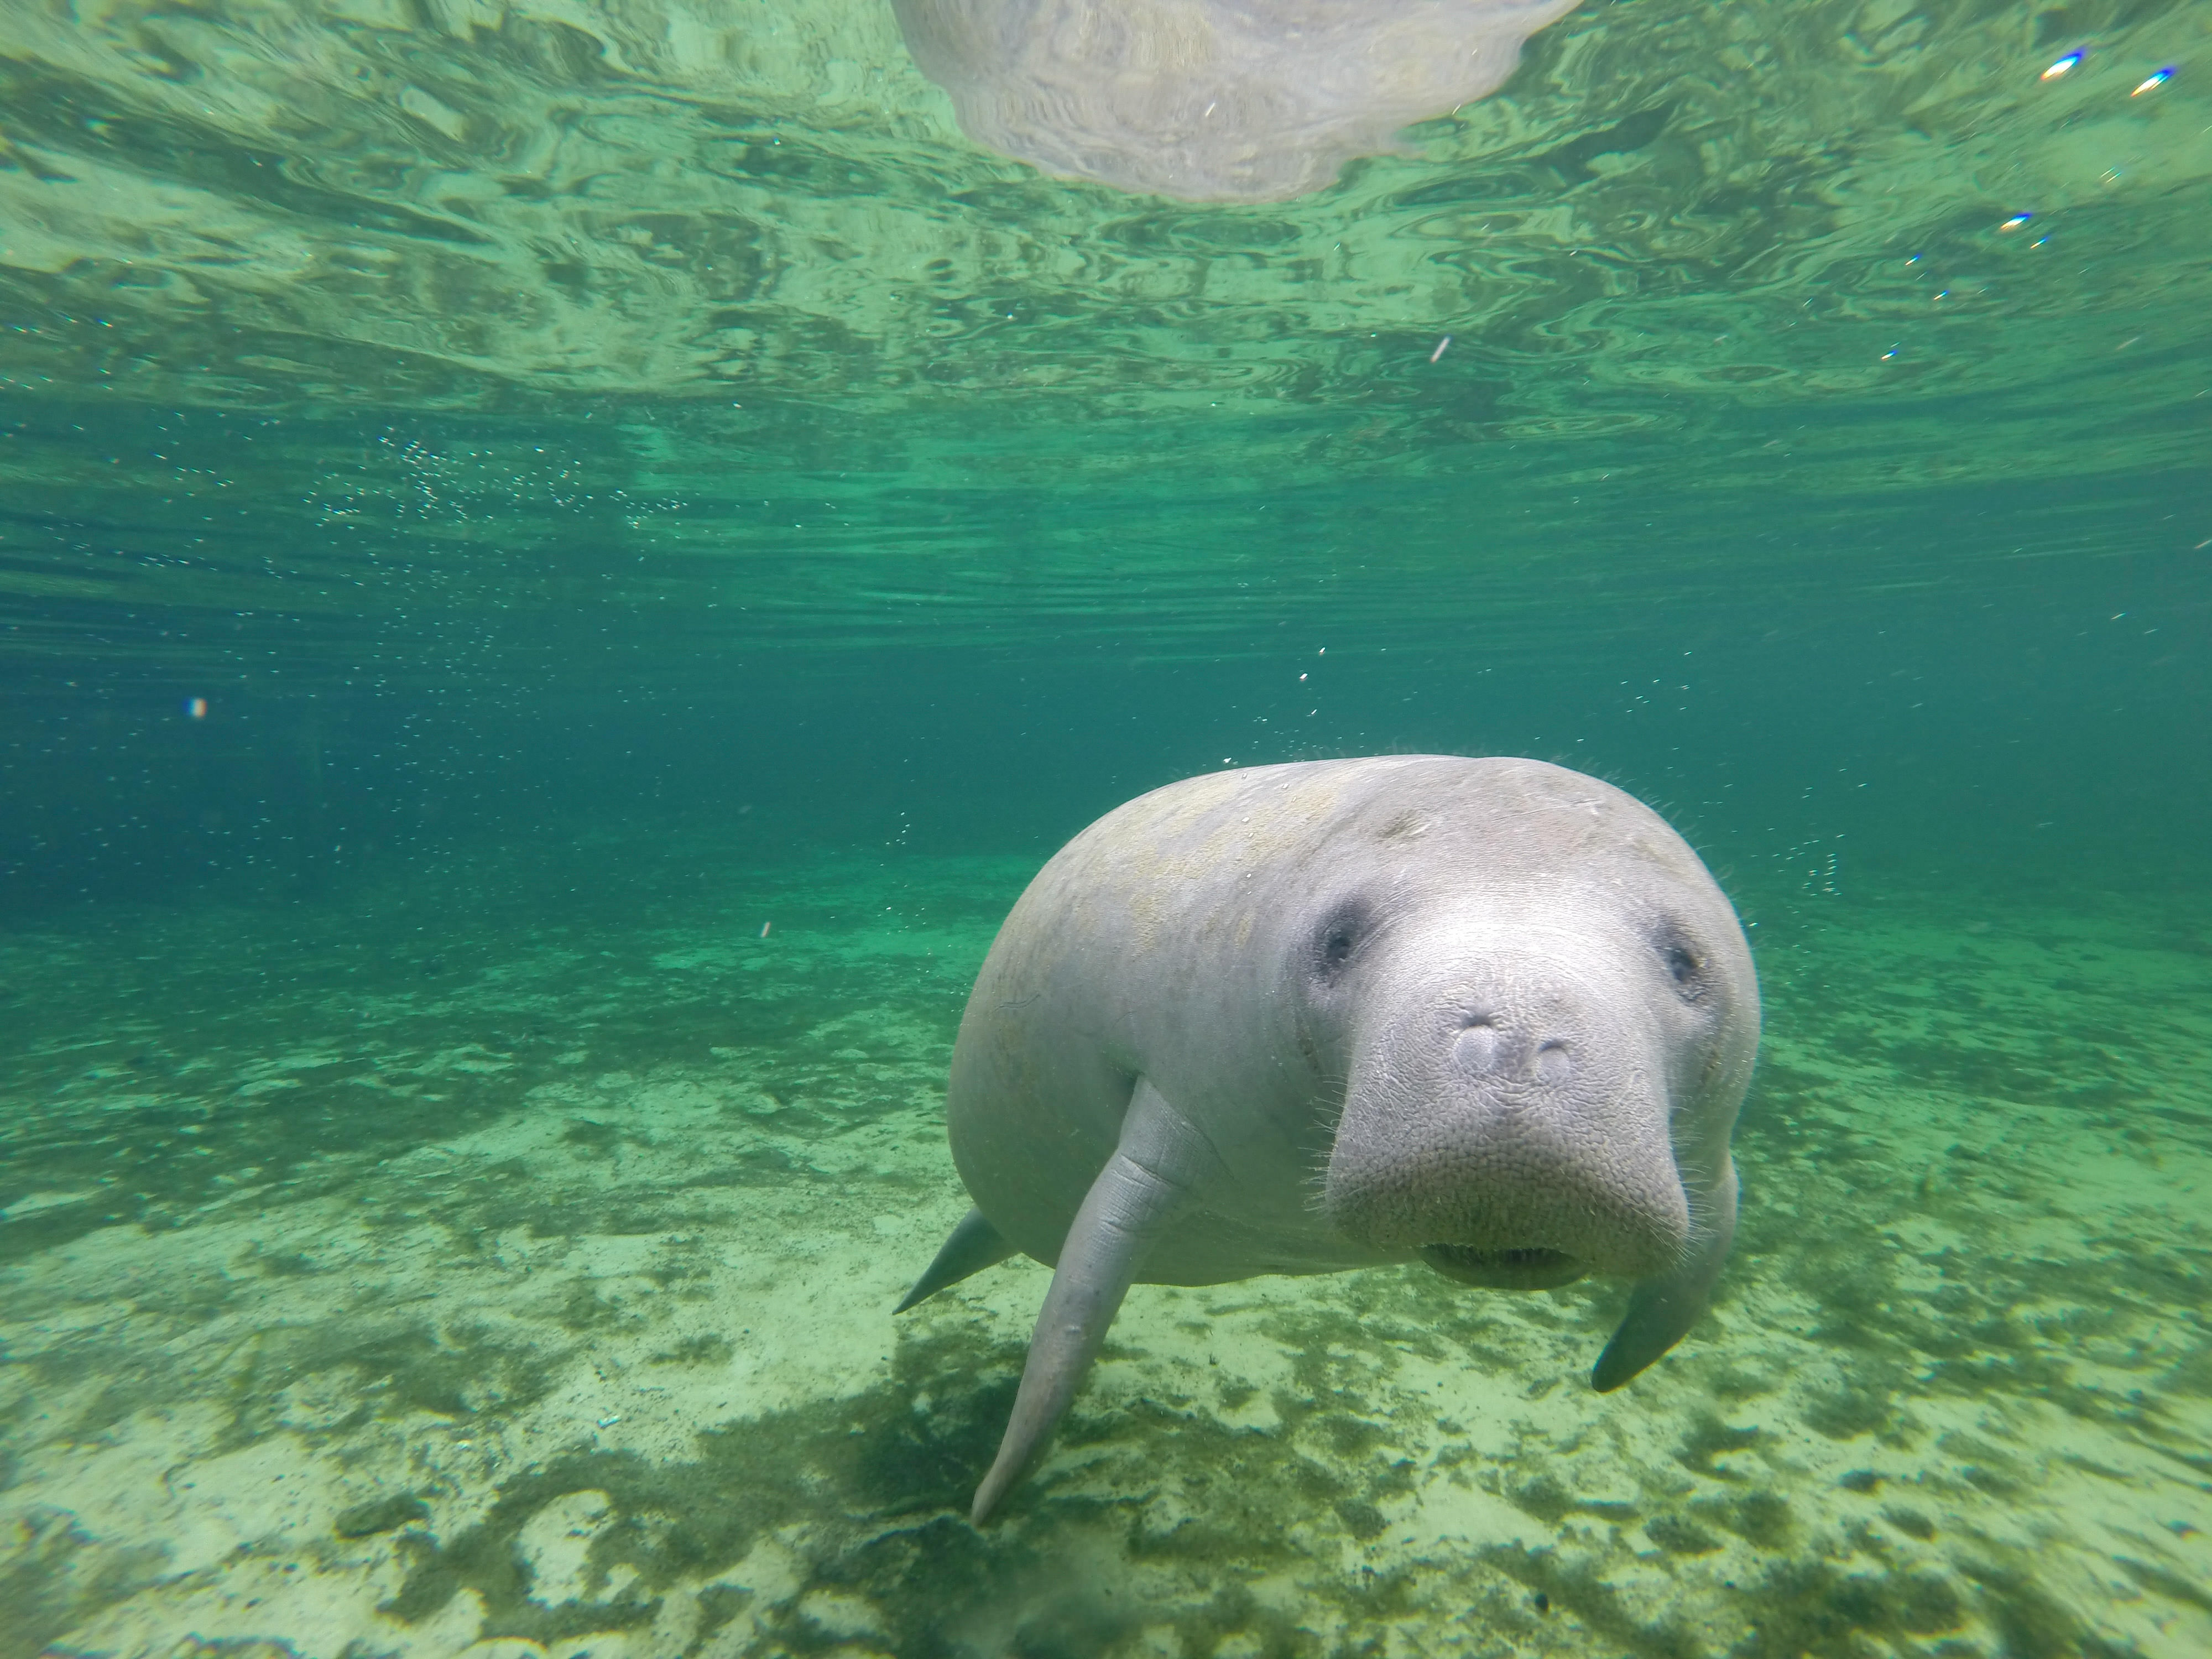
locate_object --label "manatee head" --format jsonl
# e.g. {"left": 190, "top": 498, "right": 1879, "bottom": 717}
{"left": 1293, "top": 760, "right": 1758, "bottom": 1304}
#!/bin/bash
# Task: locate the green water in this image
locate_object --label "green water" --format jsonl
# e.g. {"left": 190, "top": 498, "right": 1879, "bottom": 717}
{"left": 2, "top": 2, "right": 2209, "bottom": 1656}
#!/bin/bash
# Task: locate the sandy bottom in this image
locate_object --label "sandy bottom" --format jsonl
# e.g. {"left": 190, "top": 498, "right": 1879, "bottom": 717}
{"left": 3, "top": 843, "right": 2209, "bottom": 1659}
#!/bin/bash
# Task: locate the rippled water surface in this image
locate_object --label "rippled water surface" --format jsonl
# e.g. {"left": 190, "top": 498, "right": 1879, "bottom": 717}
{"left": 3, "top": 3, "right": 2209, "bottom": 1656}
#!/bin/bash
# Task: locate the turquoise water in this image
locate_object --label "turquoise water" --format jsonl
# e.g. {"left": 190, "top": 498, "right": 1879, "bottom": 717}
{"left": 3, "top": 2, "right": 2210, "bottom": 1655}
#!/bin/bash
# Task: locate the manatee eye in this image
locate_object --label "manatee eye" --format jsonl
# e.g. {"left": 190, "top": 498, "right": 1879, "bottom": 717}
{"left": 1311, "top": 904, "right": 1369, "bottom": 981}
{"left": 1658, "top": 937, "right": 1705, "bottom": 998}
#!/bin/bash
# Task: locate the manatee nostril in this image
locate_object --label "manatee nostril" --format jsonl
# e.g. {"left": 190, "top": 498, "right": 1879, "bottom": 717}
{"left": 1452, "top": 1019, "right": 1573, "bottom": 1084}
{"left": 1535, "top": 1039, "right": 1574, "bottom": 1084}
{"left": 1452, "top": 1022, "right": 1501, "bottom": 1072}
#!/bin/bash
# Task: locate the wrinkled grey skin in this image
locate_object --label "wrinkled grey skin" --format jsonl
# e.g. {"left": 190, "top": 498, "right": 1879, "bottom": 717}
{"left": 890, "top": 0, "right": 1583, "bottom": 202}
{"left": 897, "top": 756, "right": 1759, "bottom": 1523}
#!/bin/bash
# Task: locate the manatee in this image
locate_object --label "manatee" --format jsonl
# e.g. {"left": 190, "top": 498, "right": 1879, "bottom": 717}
{"left": 898, "top": 755, "right": 1759, "bottom": 1523}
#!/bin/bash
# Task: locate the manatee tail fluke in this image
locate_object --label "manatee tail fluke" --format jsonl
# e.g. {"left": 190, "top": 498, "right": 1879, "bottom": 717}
{"left": 969, "top": 1078, "right": 1220, "bottom": 1525}
{"left": 1592, "top": 1153, "right": 1739, "bottom": 1391}
{"left": 895, "top": 1206, "right": 1018, "bottom": 1313}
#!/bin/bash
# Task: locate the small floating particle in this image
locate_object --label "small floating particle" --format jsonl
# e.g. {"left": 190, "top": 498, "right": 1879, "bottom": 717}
{"left": 1999, "top": 213, "right": 2033, "bottom": 232}
{"left": 1880, "top": 346, "right": 1898, "bottom": 360}
{"left": 2132, "top": 67, "right": 2173, "bottom": 96}
{"left": 185, "top": 696, "right": 207, "bottom": 719}
{"left": 2041, "top": 51, "right": 2083, "bottom": 80}
{"left": 1428, "top": 335, "right": 1452, "bottom": 363}
{"left": 759, "top": 921, "right": 771, "bottom": 938}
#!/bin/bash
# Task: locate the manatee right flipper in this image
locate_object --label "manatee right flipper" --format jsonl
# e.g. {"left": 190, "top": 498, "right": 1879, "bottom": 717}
{"left": 968, "top": 1078, "right": 1224, "bottom": 1525}
{"left": 895, "top": 1206, "right": 1018, "bottom": 1313}
{"left": 1592, "top": 1153, "right": 1739, "bottom": 1392}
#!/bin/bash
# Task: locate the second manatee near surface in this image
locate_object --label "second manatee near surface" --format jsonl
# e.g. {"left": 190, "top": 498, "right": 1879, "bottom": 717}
{"left": 897, "top": 755, "right": 1761, "bottom": 1522}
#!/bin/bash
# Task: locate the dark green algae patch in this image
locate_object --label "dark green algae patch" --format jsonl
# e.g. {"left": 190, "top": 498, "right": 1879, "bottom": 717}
{"left": 375, "top": 1327, "right": 1011, "bottom": 1624}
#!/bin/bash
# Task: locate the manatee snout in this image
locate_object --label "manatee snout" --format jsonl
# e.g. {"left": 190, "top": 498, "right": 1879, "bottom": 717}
{"left": 1323, "top": 951, "right": 1692, "bottom": 1287}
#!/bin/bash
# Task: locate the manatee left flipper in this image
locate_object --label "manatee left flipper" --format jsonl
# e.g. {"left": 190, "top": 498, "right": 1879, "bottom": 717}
{"left": 969, "top": 1078, "right": 1223, "bottom": 1525}
{"left": 895, "top": 1206, "right": 1018, "bottom": 1313}
{"left": 1592, "top": 1152, "right": 1739, "bottom": 1392}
